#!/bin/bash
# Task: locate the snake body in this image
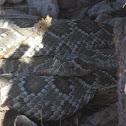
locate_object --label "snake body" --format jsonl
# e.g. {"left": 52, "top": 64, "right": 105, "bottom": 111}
{"left": 0, "top": 17, "right": 116, "bottom": 121}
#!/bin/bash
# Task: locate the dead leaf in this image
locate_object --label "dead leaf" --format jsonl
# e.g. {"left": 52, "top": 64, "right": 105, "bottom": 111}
{"left": 33, "top": 15, "right": 52, "bottom": 35}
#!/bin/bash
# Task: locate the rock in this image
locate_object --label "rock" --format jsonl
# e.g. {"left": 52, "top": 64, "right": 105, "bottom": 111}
{"left": 14, "top": 115, "right": 38, "bottom": 126}
{"left": 59, "top": 7, "right": 88, "bottom": 19}
{"left": 58, "top": 0, "right": 76, "bottom": 9}
{"left": 116, "top": 0, "right": 126, "bottom": 4}
{"left": 79, "top": 0, "right": 93, "bottom": 7}
{"left": 6, "top": 0, "right": 24, "bottom": 3}
{"left": 84, "top": 104, "right": 118, "bottom": 126}
{"left": 95, "top": 13, "right": 112, "bottom": 24}
{"left": 27, "top": 0, "right": 59, "bottom": 19}
{"left": 108, "top": 17, "right": 121, "bottom": 26}
{"left": 71, "top": 7, "right": 88, "bottom": 19}
{"left": 0, "top": 0, "right": 6, "bottom": 5}
{"left": 88, "top": 0, "right": 122, "bottom": 18}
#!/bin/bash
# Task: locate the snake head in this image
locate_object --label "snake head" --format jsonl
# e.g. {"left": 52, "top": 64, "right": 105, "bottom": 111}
{"left": 33, "top": 15, "right": 52, "bottom": 35}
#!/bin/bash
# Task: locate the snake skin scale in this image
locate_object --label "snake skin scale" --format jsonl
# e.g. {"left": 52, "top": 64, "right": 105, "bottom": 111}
{"left": 0, "top": 17, "right": 117, "bottom": 121}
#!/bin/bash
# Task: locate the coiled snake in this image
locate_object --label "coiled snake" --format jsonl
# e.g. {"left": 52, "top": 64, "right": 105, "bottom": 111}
{"left": 0, "top": 16, "right": 116, "bottom": 121}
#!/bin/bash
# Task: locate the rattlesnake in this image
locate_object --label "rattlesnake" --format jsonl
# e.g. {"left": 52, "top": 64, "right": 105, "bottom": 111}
{"left": 0, "top": 16, "right": 116, "bottom": 121}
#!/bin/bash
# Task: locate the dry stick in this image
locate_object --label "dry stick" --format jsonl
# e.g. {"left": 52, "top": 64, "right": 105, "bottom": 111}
{"left": 0, "top": 33, "right": 34, "bottom": 59}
